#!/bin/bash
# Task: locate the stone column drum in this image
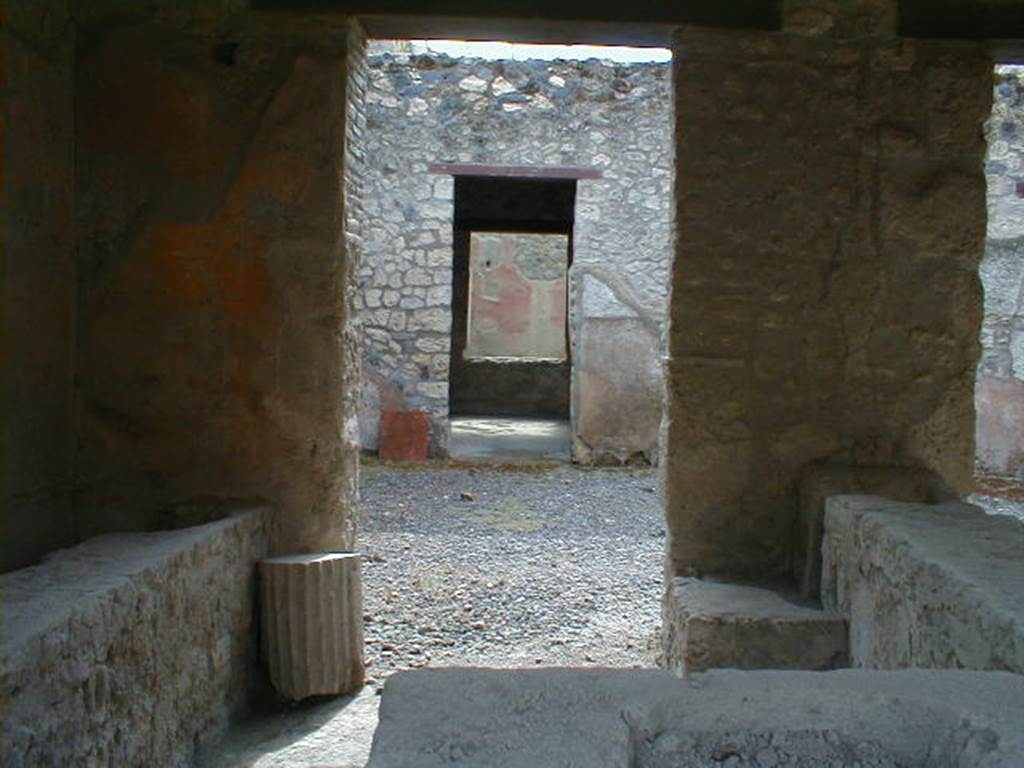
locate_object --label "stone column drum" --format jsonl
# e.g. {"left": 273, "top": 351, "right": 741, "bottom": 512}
{"left": 259, "top": 553, "right": 365, "bottom": 699}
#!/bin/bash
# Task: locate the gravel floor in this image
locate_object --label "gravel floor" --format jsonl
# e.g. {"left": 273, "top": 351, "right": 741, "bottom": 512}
{"left": 358, "top": 460, "right": 666, "bottom": 686}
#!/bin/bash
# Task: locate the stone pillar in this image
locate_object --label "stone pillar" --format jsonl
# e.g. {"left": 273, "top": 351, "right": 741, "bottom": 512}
{"left": 259, "top": 553, "right": 364, "bottom": 699}
{"left": 665, "top": 23, "right": 991, "bottom": 582}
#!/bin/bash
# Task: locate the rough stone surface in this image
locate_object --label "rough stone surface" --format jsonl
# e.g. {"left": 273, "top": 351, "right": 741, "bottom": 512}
{"left": 368, "top": 667, "right": 1024, "bottom": 767}
{"left": 0, "top": 0, "right": 77, "bottom": 572}
{"left": 260, "top": 553, "right": 365, "bottom": 700}
{"left": 664, "top": 26, "right": 991, "bottom": 580}
{"left": 73, "top": 12, "right": 361, "bottom": 555}
{"left": 822, "top": 496, "right": 1024, "bottom": 673}
{"left": 977, "top": 64, "right": 1024, "bottom": 484}
{"left": 0, "top": 509, "right": 269, "bottom": 767}
{"left": 661, "top": 577, "right": 849, "bottom": 676}
{"left": 794, "top": 464, "right": 951, "bottom": 598}
{"left": 354, "top": 51, "right": 671, "bottom": 462}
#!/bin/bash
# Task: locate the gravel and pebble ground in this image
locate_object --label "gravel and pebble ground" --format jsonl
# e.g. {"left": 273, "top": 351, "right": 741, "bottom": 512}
{"left": 358, "top": 460, "right": 666, "bottom": 685}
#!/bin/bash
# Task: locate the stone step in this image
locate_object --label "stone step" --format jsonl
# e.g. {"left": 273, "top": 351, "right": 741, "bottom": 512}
{"left": 661, "top": 576, "right": 849, "bottom": 676}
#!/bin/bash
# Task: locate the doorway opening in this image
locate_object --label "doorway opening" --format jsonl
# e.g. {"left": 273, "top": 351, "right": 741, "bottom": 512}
{"left": 353, "top": 37, "right": 673, "bottom": 465}
{"left": 342, "top": 34, "right": 674, "bottom": 759}
{"left": 449, "top": 174, "right": 577, "bottom": 461}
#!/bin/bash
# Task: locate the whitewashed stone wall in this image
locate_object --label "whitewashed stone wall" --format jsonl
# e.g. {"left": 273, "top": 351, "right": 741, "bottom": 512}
{"left": 0, "top": 509, "right": 269, "bottom": 767}
{"left": 978, "top": 65, "right": 1024, "bottom": 482}
{"left": 354, "top": 50, "right": 672, "bottom": 459}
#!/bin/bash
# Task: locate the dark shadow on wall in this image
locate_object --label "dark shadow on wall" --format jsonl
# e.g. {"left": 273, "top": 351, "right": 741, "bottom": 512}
{"left": 449, "top": 175, "right": 574, "bottom": 418}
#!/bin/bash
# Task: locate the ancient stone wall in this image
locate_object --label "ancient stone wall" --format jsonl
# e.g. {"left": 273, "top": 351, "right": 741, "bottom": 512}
{"left": 354, "top": 51, "right": 672, "bottom": 461}
{"left": 665, "top": 25, "right": 991, "bottom": 579}
{"left": 0, "top": 509, "right": 270, "bottom": 767}
{"left": 1, "top": 1, "right": 77, "bottom": 571}
{"left": 73, "top": 9, "right": 361, "bottom": 555}
{"left": 822, "top": 496, "right": 1023, "bottom": 674}
{"left": 977, "top": 64, "right": 1024, "bottom": 485}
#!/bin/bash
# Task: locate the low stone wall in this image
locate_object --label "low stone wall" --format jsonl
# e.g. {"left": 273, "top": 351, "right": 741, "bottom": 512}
{"left": 822, "top": 496, "right": 1023, "bottom": 673}
{"left": 0, "top": 508, "right": 270, "bottom": 767}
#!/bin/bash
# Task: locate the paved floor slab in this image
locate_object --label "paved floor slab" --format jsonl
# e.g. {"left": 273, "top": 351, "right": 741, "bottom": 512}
{"left": 368, "top": 667, "right": 1024, "bottom": 768}
{"left": 449, "top": 417, "right": 570, "bottom": 462}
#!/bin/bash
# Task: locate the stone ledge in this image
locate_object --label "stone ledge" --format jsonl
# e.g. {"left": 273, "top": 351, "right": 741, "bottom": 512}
{"left": 661, "top": 577, "right": 849, "bottom": 676}
{"left": 368, "top": 667, "right": 1024, "bottom": 767}
{"left": 1, "top": 508, "right": 271, "bottom": 767}
{"left": 822, "top": 496, "right": 1024, "bottom": 672}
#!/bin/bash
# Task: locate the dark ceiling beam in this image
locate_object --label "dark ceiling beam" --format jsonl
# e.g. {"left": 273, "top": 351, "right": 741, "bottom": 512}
{"left": 250, "top": 0, "right": 782, "bottom": 35}
{"left": 899, "top": 0, "right": 1024, "bottom": 41}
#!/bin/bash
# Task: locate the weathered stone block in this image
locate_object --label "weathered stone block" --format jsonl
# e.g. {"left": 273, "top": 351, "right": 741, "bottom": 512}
{"left": 259, "top": 553, "right": 364, "bottom": 700}
{"left": 661, "top": 577, "right": 849, "bottom": 677}
{"left": 822, "top": 496, "right": 1024, "bottom": 673}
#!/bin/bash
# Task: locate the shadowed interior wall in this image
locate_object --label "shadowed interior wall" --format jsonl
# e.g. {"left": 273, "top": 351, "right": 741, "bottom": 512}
{"left": 665, "top": 20, "right": 991, "bottom": 580}
{"left": 1, "top": 1, "right": 77, "bottom": 572}
{"left": 73, "top": 8, "right": 363, "bottom": 555}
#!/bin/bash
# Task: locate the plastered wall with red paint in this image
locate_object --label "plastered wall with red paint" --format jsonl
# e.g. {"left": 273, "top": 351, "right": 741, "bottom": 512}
{"left": 73, "top": 11, "right": 363, "bottom": 555}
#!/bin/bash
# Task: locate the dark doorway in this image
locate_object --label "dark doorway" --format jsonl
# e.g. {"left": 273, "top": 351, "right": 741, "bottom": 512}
{"left": 448, "top": 175, "right": 576, "bottom": 421}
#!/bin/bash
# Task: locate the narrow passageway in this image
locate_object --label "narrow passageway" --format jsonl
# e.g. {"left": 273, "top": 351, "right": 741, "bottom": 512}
{"left": 360, "top": 460, "right": 665, "bottom": 683}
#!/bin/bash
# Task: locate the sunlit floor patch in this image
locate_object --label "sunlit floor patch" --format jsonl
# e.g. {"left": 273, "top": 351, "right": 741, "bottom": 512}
{"left": 449, "top": 416, "right": 570, "bottom": 462}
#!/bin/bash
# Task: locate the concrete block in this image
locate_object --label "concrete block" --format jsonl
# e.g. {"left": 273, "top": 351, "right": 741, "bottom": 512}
{"left": 259, "top": 553, "right": 364, "bottom": 699}
{"left": 661, "top": 577, "right": 848, "bottom": 676}
{"left": 822, "top": 496, "right": 1024, "bottom": 673}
